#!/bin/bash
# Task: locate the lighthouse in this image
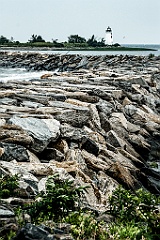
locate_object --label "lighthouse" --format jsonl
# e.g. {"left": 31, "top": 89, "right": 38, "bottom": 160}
{"left": 105, "top": 26, "right": 113, "bottom": 45}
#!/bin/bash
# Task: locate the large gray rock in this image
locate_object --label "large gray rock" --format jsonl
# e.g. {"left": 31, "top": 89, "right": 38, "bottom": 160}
{"left": 13, "top": 223, "right": 74, "bottom": 240}
{"left": 0, "top": 143, "right": 29, "bottom": 162}
{"left": 0, "top": 205, "right": 15, "bottom": 218}
{"left": 12, "top": 223, "right": 55, "bottom": 240}
{"left": 8, "top": 116, "right": 60, "bottom": 153}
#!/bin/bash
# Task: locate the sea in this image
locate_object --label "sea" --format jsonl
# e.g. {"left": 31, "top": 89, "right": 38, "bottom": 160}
{"left": 0, "top": 44, "right": 160, "bottom": 82}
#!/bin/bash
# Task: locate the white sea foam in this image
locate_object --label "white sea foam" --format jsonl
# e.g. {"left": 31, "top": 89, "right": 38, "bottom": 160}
{"left": 0, "top": 67, "right": 53, "bottom": 83}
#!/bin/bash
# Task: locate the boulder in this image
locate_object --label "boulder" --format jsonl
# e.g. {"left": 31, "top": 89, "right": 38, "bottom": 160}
{"left": 81, "top": 136, "right": 99, "bottom": 156}
{"left": 12, "top": 223, "right": 55, "bottom": 240}
{"left": 0, "top": 124, "right": 33, "bottom": 147}
{"left": 0, "top": 143, "right": 30, "bottom": 162}
{"left": 106, "top": 130, "right": 126, "bottom": 148}
{"left": 8, "top": 116, "right": 60, "bottom": 153}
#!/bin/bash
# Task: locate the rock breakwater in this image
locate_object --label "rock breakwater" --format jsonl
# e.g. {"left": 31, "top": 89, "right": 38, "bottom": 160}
{"left": 0, "top": 51, "right": 160, "bottom": 238}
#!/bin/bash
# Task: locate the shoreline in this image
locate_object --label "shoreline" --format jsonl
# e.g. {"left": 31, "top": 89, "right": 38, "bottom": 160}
{"left": 0, "top": 46, "right": 157, "bottom": 52}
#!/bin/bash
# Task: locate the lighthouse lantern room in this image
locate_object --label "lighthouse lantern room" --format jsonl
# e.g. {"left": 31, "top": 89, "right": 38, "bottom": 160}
{"left": 105, "top": 26, "right": 113, "bottom": 45}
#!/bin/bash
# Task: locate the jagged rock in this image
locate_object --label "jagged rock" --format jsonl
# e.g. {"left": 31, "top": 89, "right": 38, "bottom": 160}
{"left": 106, "top": 130, "right": 126, "bottom": 148}
{"left": 127, "top": 121, "right": 141, "bottom": 133}
{"left": 0, "top": 142, "right": 30, "bottom": 162}
{"left": 20, "top": 100, "right": 45, "bottom": 108}
{"left": 96, "top": 99, "right": 114, "bottom": 116}
{"left": 0, "top": 119, "right": 6, "bottom": 126}
{"left": 96, "top": 171, "right": 119, "bottom": 204}
{"left": 51, "top": 139, "right": 69, "bottom": 154}
{"left": 0, "top": 97, "right": 17, "bottom": 105}
{"left": 129, "top": 134, "right": 151, "bottom": 152}
{"left": 99, "top": 112, "right": 112, "bottom": 133}
{"left": 8, "top": 116, "right": 60, "bottom": 153}
{"left": 89, "top": 104, "right": 102, "bottom": 131}
{"left": 66, "top": 92, "right": 99, "bottom": 103}
{"left": 0, "top": 124, "right": 33, "bottom": 147}
{"left": 12, "top": 223, "right": 55, "bottom": 240}
{"left": 0, "top": 204, "right": 18, "bottom": 239}
{"left": 0, "top": 205, "right": 15, "bottom": 218}
{"left": 81, "top": 136, "right": 99, "bottom": 156}
{"left": 39, "top": 148, "right": 64, "bottom": 162}
{"left": 60, "top": 123, "right": 86, "bottom": 141}
{"left": 0, "top": 161, "right": 39, "bottom": 196}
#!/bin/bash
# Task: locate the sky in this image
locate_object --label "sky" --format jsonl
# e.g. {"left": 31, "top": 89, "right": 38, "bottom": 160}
{"left": 0, "top": 0, "right": 160, "bottom": 44}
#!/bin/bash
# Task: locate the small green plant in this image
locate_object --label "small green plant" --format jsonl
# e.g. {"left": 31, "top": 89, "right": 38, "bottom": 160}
{"left": 65, "top": 211, "right": 108, "bottom": 240}
{"left": 149, "top": 162, "right": 158, "bottom": 169}
{"left": 108, "top": 221, "right": 147, "bottom": 240}
{"left": 26, "top": 174, "right": 87, "bottom": 223}
{"left": 108, "top": 186, "right": 160, "bottom": 239}
{"left": 5, "top": 230, "right": 16, "bottom": 240}
{"left": 0, "top": 174, "right": 19, "bottom": 198}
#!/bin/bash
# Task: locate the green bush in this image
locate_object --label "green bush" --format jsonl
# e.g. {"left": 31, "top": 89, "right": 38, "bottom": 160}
{"left": 108, "top": 186, "right": 160, "bottom": 239}
{"left": 65, "top": 211, "right": 108, "bottom": 240}
{"left": 26, "top": 174, "right": 87, "bottom": 223}
{"left": 0, "top": 174, "right": 19, "bottom": 198}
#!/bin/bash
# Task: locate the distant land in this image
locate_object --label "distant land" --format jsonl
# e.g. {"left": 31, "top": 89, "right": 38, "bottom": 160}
{"left": 0, "top": 34, "right": 157, "bottom": 52}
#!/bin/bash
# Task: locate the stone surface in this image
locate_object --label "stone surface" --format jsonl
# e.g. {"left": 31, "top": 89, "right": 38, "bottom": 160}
{"left": 9, "top": 116, "right": 60, "bottom": 153}
{"left": 0, "top": 51, "right": 160, "bottom": 238}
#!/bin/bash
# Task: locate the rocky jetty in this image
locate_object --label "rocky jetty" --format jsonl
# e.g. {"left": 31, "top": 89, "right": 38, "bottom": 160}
{"left": 0, "top": 52, "right": 160, "bottom": 239}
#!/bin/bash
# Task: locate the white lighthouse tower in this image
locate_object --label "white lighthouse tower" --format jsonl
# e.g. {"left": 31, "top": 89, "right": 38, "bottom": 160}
{"left": 105, "top": 26, "right": 113, "bottom": 45}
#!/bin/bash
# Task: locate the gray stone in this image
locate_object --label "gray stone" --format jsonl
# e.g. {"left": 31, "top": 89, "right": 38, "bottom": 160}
{"left": 60, "top": 123, "right": 86, "bottom": 141}
{"left": 0, "top": 97, "right": 17, "bottom": 105}
{"left": 54, "top": 109, "right": 91, "bottom": 127}
{"left": 96, "top": 99, "right": 114, "bottom": 116}
{"left": 12, "top": 223, "right": 55, "bottom": 240}
{"left": 106, "top": 130, "right": 126, "bottom": 148}
{"left": 0, "top": 206, "right": 15, "bottom": 217}
{"left": 81, "top": 136, "right": 99, "bottom": 156}
{"left": 40, "top": 148, "right": 64, "bottom": 162}
{"left": 8, "top": 116, "right": 60, "bottom": 153}
{"left": 0, "top": 142, "right": 29, "bottom": 162}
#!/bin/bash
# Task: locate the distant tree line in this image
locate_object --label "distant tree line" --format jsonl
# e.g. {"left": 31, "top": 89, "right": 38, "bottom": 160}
{"left": 0, "top": 34, "right": 120, "bottom": 48}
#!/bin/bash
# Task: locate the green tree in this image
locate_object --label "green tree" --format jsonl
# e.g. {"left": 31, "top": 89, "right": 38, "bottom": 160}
{"left": 26, "top": 174, "right": 86, "bottom": 223}
{"left": 87, "top": 35, "right": 105, "bottom": 47}
{"left": 68, "top": 34, "right": 86, "bottom": 43}
{"left": 0, "top": 35, "right": 10, "bottom": 44}
{"left": 29, "top": 34, "right": 45, "bottom": 43}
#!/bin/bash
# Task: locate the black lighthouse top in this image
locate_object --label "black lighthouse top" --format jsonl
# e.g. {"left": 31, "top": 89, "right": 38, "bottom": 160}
{"left": 106, "top": 27, "right": 112, "bottom": 32}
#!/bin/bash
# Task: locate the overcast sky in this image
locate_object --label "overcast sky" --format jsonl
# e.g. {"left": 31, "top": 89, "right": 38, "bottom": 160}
{"left": 0, "top": 0, "right": 160, "bottom": 44}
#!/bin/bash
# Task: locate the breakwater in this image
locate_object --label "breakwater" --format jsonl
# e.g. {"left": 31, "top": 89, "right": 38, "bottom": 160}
{"left": 0, "top": 51, "right": 160, "bottom": 238}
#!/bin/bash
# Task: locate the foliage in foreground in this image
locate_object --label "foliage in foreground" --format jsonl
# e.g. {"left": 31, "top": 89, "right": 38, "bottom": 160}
{"left": 65, "top": 211, "right": 108, "bottom": 240}
{"left": 0, "top": 174, "right": 19, "bottom": 198}
{"left": 0, "top": 174, "right": 160, "bottom": 240}
{"left": 108, "top": 186, "right": 160, "bottom": 239}
{"left": 25, "top": 174, "right": 87, "bottom": 223}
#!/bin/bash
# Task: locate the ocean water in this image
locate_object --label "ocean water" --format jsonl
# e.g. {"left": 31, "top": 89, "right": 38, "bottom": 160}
{"left": 0, "top": 44, "right": 159, "bottom": 82}
{"left": 0, "top": 67, "right": 53, "bottom": 83}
